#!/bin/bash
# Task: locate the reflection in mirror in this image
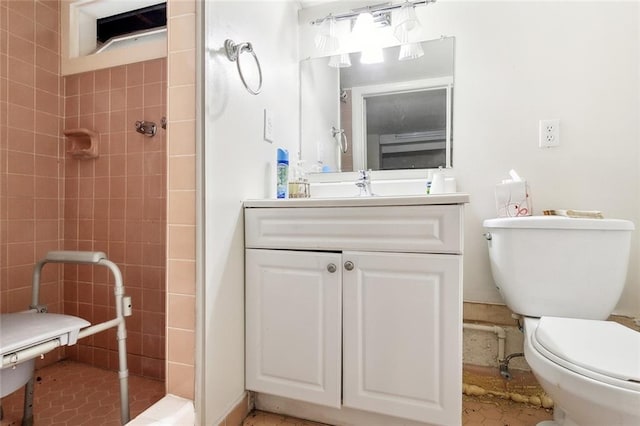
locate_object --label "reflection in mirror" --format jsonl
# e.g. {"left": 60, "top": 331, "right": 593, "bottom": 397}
{"left": 300, "top": 36, "right": 454, "bottom": 175}
{"left": 365, "top": 89, "right": 448, "bottom": 170}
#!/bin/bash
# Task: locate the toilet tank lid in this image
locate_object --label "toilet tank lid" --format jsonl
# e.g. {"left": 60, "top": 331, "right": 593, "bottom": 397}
{"left": 535, "top": 317, "right": 640, "bottom": 383}
{"left": 483, "top": 216, "right": 634, "bottom": 231}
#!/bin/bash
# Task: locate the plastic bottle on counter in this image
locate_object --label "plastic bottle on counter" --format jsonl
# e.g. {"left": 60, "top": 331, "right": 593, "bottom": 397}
{"left": 430, "top": 167, "right": 446, "bottom": 194}
{"left": 426, "top": 169, "right": 433, "bottom": 194}
{"left": 276, "top": 148, "right": 289, "bottom": 199}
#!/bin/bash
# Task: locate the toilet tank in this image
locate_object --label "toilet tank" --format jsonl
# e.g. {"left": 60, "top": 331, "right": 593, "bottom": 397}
{"left": 483, "top": 216, "right": 634, "bottom": 320}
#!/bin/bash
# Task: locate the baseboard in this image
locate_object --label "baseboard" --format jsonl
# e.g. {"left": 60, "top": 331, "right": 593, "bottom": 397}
{"left": 217, "top": 392, "right": 251, "bottom": 426}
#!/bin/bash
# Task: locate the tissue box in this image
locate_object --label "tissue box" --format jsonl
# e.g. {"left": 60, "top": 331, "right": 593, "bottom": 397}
{"left": 495, "top": 181, "right": 532, "bottom": 217}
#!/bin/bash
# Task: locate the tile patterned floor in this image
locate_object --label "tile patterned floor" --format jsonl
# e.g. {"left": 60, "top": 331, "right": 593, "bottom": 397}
{"left": 243, "top": 396, "right": 553, "bottom": 426}
{"left": 0, "top": 360, "right": 164, "bottom": 426}
{"left": 2, "top": 360, "right": 552, "bottom": 425}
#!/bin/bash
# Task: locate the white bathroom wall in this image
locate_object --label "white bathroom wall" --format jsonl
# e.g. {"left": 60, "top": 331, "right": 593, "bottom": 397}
{"left": 446, "top": 1, "right": 640, "bottom": 317}
{"left": 300, "top": 1, "right": 640, "bottom": 316}
{"left": 202, "top": 1, "right": 300, "bottom": 423}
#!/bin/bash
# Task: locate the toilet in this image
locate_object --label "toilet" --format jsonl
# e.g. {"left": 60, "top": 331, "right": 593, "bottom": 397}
{"left": 483, "top": 216, "right": 640, "bottom": 426}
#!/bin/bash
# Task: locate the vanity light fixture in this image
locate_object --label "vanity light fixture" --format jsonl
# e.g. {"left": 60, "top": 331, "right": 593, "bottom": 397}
{"left": 310, "top": 1, "right": 434, "bottom": 65}
{"left": 314, "top": 14, "right": 339, "bottom": 54}
{"left": 394, "top": 1, "right": 423, "bottom": 61}
{"left": 393, "top": 1, "right": 421, "bottom": 43}
{"left": 309, "top": 1, "right": 434, "bottom": 27}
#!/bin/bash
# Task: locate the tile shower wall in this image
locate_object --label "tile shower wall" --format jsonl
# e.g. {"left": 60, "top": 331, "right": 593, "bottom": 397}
{"left": 0, "top": 0, "right": 64, "bottom": 338}
{"left": 62, "top": 59, "right": 167, "bottom": 380}
{"left": 165, "top": 0, "right": 197, "bottom": 399}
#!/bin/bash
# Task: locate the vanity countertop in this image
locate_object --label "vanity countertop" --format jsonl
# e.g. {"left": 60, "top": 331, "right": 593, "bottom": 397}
{"left": 244, "top": 193, "right": 470, "bottom": 208}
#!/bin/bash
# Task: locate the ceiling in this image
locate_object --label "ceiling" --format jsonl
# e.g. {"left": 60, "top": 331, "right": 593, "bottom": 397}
{"left": 299, "top": 0, "right": 338, "bottom": 7}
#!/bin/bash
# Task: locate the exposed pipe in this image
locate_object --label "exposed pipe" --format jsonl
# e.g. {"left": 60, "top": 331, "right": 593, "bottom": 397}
{"left": 463, "top": 322, "right": 507, "bottom": 363}
{"left": 499, "top": 352, "right": 525, "bottom": 380}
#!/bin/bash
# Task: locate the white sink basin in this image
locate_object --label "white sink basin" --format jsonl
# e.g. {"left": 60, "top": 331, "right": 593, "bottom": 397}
{"left": 309, "top": 179, "right": 431, "bottom": 198}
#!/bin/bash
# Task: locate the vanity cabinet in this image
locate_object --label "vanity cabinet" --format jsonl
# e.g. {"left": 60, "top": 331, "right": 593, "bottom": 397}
{"left": 245, "top": 196, "right": 467, "bottom": 426}
{"left": 245, "top": 249, "right": 342, "bottom": 408}
{"left": 342, "top": 251, "right": 460, "bottom": 425}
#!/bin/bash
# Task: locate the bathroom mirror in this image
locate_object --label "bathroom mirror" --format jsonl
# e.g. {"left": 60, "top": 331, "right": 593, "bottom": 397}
{"left": 300, "top": 36, "right": 454, "bottom": 175}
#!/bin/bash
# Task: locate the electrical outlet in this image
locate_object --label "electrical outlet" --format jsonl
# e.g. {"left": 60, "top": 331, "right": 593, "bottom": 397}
{"left": 264, "top": 109, "right": 274, "bottom": 143}
{"left": 539, "top": 119, "right": 560, "bottom": 148}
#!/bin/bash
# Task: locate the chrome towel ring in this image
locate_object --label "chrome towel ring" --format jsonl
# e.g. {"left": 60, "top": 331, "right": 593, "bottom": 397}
{"left": 331, "top": 126, "right": 348, "bottom": 153}
{"left": 224, "top": 39, "right": 262, "bottom": 95}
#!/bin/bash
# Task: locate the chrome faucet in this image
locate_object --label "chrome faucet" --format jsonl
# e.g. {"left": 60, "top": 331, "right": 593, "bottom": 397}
{"left": 355, "top": 169, "right": 374, "bottom": 196}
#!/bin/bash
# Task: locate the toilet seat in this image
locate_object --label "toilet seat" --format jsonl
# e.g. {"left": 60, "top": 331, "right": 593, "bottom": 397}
{"left": 532, "top": 316, "right": 640, "bottom": 392}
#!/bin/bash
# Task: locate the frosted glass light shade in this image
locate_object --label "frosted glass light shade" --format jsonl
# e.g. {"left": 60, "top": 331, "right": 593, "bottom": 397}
{"left": 398, "top": 42, "right": 424, "bottom": 61}
{"left": 328, "top": 53, "right": 352, "bottom": 68}
{"left": 314, "top": 16, "right": 339, "bottom": 54}
{"left": 393, "top": 2, "right": 421, "bottom": 42}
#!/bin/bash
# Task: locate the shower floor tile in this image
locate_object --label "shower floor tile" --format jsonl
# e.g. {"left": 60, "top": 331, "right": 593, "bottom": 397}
{"left": 1, "top": 360, "right": 164, "bottom": 426}
{"left": 242, "top": 396, "right": 553, "bottom": 426}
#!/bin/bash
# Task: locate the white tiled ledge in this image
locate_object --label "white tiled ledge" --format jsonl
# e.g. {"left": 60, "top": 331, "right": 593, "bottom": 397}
{"left": 244, "top": 193, "right": 470, "bottom": 208}
{"left": 126, "top": 394, "right": 194, "bottom": 425}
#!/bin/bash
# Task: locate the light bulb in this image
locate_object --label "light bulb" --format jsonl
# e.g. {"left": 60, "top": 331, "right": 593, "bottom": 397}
{"left": 353, "top": 12, "right": 376, "bottom": 38}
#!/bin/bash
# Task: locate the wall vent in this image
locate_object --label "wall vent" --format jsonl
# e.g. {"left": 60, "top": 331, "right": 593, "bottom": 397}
{"left": 96, "top": 3, "right": 166, "bottom": 52}
{"left": 62, "top": 0, "right": 168, "bottom": 75}
{"left": 97, "top": 3, "right": 166, "bottom": 43}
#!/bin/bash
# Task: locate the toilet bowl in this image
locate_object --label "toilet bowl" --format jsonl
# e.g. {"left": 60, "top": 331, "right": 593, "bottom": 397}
{"left": 522, "top": 317, "right": 640, "bottom": 426}
{"left": 483, "top": 216, "right": 639, "bottom": 426}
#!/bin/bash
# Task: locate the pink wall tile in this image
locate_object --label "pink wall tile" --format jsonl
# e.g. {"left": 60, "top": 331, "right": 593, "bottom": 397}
{"left": 2, "top": 0, "right": 188, "bottom": 392}
{"left": 61, "top": 58, "right": 167, "bottom": 380}
{"left": 167, "top": 362, "right": 195, "bottom": 400}
{"left": 166, "top": 0, "right": 197, "bottom": 399}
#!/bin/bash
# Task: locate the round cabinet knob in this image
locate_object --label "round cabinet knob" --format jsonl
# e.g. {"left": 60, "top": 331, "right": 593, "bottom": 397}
{"left": 344, "top": 261, "right": 354, "bottom": 271}
{"left": 327, "top": 263, "right": 337, "bottom": 273}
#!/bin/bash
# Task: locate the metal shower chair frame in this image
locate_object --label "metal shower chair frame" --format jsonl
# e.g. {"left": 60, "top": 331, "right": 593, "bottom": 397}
{"left": 1, "top": 251, "right": 131, "bottom": 425}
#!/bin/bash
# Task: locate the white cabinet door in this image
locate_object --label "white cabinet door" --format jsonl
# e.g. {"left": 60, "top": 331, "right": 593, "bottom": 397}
{"left": 245, "top": 249, "right": 342, "bottom": 408}
{"left": 342, "top": 251, "right": 462, "bottom": 425}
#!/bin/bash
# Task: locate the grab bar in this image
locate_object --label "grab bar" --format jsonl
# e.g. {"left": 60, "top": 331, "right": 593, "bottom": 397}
{"left": 43, "top": 250, "right": 106, "bottom": 264}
